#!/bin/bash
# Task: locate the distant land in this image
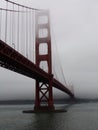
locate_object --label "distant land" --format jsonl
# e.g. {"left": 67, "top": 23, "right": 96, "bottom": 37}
{"left": 0, "top": 98, "right": 98, "bottom": 105}
{"left": 0, "top": 100, "right": 34, "bottom": 105}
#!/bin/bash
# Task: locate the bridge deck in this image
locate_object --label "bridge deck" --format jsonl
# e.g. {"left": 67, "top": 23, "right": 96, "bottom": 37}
{"left": 0, "top": 40, "right": 74, "bottom": 98}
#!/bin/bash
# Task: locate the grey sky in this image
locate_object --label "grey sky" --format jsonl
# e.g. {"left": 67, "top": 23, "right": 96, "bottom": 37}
{"left": 0, "top": 0, "right": 98, "bottom": 100}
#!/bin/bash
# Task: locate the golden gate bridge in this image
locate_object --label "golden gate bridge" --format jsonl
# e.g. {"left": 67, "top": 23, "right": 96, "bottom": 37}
{"left": 0, "top": 0, "right": 74, "bottom": 112}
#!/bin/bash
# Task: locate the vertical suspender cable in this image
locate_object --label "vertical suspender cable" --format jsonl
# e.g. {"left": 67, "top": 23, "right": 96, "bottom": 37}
{"left": 53, "top": 66, "right": 58, "bottom": 80}
{"left": 33, "top": 10, "right": 35, "bottom": 63}
{"left": 17, "top": 5, "right": 19, "bottom": 51}
{"left": 51, "top": 21, "right": 67, "bottom": 86}
{"left": 0, "top": 9, "right": 2, "bottom": 39}
{"left": 26, "top": 8, "right": 28, "bottom": 58}
{"left": 29, "top": 9, "right": 32, "bottom": 60}
{"left": 5, "top": 1, "right": 8, "bottom": 42}
{"left": 55, "top": 42, "right": 67, "bottom": 85}
{"left": 30, "top": 9, "right": 32, "bottom": 61}
{"left": 10, "top": 8, "right": 12, "bottom": 45}
{"left": 28, "top": 8, "right": 30, "bottom": 59}
{"left": 14, "top": 5, "right": 17, "bottom": 50}
{"left": 25, "top": 8, "right": 26, "bottom": 57}
{"left": 21, "top": 6, "right": 24, "bottom": 55}
{"left": 12, "top": 3, "right": 15, "bottom": 48}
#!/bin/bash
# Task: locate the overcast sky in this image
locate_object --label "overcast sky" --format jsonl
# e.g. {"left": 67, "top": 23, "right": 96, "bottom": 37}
{"left": 0, "top": 0, "right": 98, "bottom": 100}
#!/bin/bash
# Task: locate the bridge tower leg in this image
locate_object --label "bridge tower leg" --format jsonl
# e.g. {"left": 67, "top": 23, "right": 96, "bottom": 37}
{"left": 34, "top": 10, "right": 54, "bottom": 111}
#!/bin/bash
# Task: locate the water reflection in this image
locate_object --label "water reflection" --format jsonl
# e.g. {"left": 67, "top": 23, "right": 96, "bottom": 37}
{"left": 1, "top": 104, "right": 98, "bottom": 130}
{"left": 23, "top": 105, "right": 71, "bottom": 130}
{"left": 24, "top": 113, "right": 60, "bottom": 130}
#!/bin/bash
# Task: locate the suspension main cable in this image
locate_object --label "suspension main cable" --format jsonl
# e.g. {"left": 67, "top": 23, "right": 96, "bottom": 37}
{"left": 4, "top": 0, "right": 41, "bottom": 11}
{"left": 0, "top": 8, "right": 24, "bottom": 13}
{"left": 51, "top": 19, "right": 67, "bottom": 86}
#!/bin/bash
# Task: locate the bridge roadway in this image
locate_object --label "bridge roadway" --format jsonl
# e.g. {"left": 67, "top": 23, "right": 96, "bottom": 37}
{"left": 0, "top": 40, "right": 74, "bottom": 98}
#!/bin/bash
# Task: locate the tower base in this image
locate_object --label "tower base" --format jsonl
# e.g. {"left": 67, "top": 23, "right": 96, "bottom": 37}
{"left": 23, "top": 108, "right": 67, "bottom": 113}
{"left": 34, "top": 105, "right": 55, "bottom": 112}
{"left": 23, "top": 104, "right": 67, "bottom": 113}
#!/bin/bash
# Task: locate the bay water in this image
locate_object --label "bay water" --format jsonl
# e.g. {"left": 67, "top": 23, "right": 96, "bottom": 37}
{"left": 0, "top": 103, "right": 98, "bottom": 130}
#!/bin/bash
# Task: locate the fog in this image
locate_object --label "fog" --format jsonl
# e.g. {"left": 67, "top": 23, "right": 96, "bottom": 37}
{"left": 0, "top": 0, "right": 98, "bottom": 100}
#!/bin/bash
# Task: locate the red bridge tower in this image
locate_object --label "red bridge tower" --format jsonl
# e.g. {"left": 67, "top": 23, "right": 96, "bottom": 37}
{"left": 34, "top": 10, "right": 54, "bottom": 111}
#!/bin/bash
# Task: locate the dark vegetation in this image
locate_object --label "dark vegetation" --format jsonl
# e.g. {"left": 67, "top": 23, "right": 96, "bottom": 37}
{"left": 0, "top": 98, "right": 98, "bottom": 105}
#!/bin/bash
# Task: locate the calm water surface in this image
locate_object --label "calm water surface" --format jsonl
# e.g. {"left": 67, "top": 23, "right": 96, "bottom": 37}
{"left": 0, "top": 103, "right": 98, "bottom": 130}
